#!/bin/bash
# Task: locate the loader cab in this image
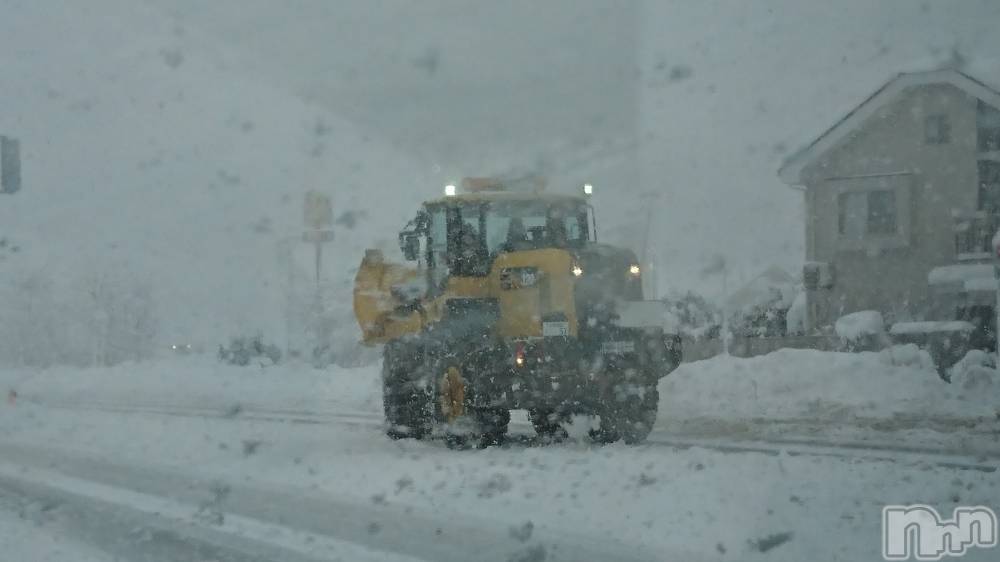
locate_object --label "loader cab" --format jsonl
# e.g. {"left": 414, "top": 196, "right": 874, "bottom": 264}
{"left": 399, "top": 193, "right": 596, "bottom": 296}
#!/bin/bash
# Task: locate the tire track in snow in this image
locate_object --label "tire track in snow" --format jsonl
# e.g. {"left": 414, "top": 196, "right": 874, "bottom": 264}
{"left": 37, "top": 400, "right": 1000, "bottom": 472}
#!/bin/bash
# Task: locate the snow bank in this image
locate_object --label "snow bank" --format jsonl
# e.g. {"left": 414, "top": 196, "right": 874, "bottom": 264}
{"left": 0, "top": 355, "right": 382, "bottom": 415}
{"left": 834, "top": 310, "right": 884, "bottom": 340}
{"left": 661, "top": 347, "right": 999, "bottom": 422}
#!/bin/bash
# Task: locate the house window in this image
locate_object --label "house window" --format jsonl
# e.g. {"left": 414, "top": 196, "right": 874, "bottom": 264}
{"left": 838, "top": 190, "right": 897, "bottom": 237}
{"left": 977, "top": 100, "right": 1000, "bottom": 152}
{"left": 924, "top": 114, "right": 951, "bottom": 144}
{"left": 978, "top": 160, "right": 1000, "bottom": 212}
{"left": 867, "top": 190, "right": 897, "bottom": 234}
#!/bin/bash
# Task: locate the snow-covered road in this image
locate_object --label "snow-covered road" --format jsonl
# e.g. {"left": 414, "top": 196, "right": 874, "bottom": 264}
{"left": 0, "top": 439, "right": 655, "bottom": 562}
{"left": 1, "top": 349, "right": 998, "bottom": 561}
{"left": 0, "top": 403, "right": 997, "bottom": 561}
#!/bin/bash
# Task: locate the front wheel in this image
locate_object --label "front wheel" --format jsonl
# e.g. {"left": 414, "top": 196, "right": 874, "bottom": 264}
{"left": 529, "top": 409, "right": 569, "bottom": 443}
{"left": 590, "top": 386, "right": 659, "bottom": 445}
{"left": 436, "top": 361, "right": 509, "bottom": 449}
{"left": 382, "top": 343, "right": 432, "bottom": 440}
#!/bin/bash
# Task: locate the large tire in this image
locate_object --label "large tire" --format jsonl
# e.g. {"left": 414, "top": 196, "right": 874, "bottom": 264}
{"left": 434, "top": 357, "right": 509, "bottom": 449}
{"left": 382, "top": 342, "right": 431, "bottom": 440}
{"left": 590, "top": 386, "right": 659, "bottom": 445}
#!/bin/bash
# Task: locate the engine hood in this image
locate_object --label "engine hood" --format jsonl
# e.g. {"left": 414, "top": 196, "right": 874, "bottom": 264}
{"left": 572, "top": 243, "right": 643, "bottom": 304}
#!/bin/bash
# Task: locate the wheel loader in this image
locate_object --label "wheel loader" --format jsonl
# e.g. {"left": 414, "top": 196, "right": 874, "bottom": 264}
{"left": 353, "top": 177, "right": 681, "bottom": 446}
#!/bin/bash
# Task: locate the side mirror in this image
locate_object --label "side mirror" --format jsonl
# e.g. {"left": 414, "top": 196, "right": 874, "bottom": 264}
{"left": 399, "top": 231, "right": 420, "bottom": 261}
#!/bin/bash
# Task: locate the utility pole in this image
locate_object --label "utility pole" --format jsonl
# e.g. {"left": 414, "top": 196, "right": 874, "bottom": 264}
{"left": 640, "top": 190, "right": 661, "bottom": 300}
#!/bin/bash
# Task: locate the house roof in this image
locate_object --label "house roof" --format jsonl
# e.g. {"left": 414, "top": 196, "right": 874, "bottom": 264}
{"left": 778, "top": 68, "right": 1000, "bottom": 185}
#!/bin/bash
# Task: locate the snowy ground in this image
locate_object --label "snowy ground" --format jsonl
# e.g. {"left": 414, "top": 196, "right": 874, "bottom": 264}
{"left": 1, "top": 349, "right": 998, "bottom": 561}
{"left": 0, "top": 501, "right": 113, "bottom": 562}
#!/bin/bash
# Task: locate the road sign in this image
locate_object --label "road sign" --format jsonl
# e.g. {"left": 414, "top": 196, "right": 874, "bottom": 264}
{"left": 302, "top": 230, "right": 334, "bottom": 243}
{"left": 304, "top": 191, "right": 332, "bottom": 230}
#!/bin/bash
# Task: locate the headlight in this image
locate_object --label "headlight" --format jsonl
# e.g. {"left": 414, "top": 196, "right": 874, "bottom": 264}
{"left": 628, "top": 264, "right": 641, "bottom": 277}
{"left": 571, "top": 264, "right": 584, "bottom": 277}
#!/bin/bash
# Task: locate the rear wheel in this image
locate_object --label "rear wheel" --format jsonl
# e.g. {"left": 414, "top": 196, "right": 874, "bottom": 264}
{"left": 590, "top": 385, "right": 659, "bottom": 445}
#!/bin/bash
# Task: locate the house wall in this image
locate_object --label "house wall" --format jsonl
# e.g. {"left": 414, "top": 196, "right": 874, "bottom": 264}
{"left": 802, "top": 83, "right": 981, "bottom": 328}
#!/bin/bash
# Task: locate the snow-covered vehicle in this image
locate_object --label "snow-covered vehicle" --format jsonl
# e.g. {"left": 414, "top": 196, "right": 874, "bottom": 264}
{"left": 353, "top": 178, "right": 681, "bottom": 446}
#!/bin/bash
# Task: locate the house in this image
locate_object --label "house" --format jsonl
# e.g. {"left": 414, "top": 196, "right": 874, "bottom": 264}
{"left": 778, "top": 69, "right": 1000, "bottom": 334}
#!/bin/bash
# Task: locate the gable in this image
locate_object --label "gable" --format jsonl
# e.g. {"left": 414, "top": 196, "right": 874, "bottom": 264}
{"left": 779, "top": 69, "right": 1000, "bottom": 185}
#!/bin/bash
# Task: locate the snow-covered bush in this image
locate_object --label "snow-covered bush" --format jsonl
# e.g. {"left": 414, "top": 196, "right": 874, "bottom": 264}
{"left": 218, "top": 334, "right": 282, "bottom": 366}
{"left": 662, "top": 291, "right": 720, "bottom": 339}
{"left": 947, "top": 349, "right": 996, "bottom": 391}
{"left": 733, "top": 298, "right": 790, "bottom": 338}
{"left": 835, "top": 310, "right": 885, "bottom": 351}
{"left": 880, "top": 343, "right": 936, "bottom": 371}
{"left": 727, "top": 266, "right": 798, "bottom": 338}
{"left": 889, "top": 321, "right": 975, "bottom": 379}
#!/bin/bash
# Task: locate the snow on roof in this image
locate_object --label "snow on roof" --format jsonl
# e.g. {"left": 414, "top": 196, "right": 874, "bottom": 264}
{"left": 778, "top": 68, "right": 1000, "bottom": 185}
{"left": 927, "top": 263, "right": 995, "bottom": 287}
{"left": 889, "top": 321, "right": 974, "bottom": 336}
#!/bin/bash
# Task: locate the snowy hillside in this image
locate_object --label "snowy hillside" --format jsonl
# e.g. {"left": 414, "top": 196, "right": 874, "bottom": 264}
{"left": 0, "top": 1, "right": 430, "bottom": 362}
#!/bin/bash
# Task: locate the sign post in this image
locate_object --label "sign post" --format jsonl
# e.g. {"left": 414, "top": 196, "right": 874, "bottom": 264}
{"left": 303, "top": 191, "right": 334, "bottom": 284}
{"left": 303, "top": 191, "right": 334, "bottom": 363}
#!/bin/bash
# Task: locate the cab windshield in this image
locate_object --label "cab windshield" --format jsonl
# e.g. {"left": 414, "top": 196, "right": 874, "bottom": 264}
{"left": 436, "top": 199, "right": 591, "bottom": 278}
{"left": 483, "top": 200, "right": 590, "bottom": 254}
